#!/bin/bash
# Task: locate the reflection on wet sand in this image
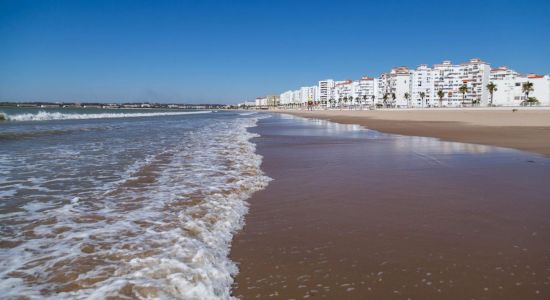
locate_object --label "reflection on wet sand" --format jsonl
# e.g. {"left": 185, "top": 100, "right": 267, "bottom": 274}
{"left": 231, "top": 113, "right": 550, "bottom": 300}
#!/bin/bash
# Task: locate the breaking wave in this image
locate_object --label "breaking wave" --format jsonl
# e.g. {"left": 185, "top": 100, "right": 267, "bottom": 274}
{"left": 1, "top": 110, "right": 212, "bottom": 122}
{"left": 0, "top": 116, "right": 271, "bottom": 299}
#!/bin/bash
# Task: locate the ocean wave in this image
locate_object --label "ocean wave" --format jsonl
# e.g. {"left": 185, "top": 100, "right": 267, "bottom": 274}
{"left": 0, "top": 129, "right": 68, "bottom": 140}
{"left": 1, "top": 110, "right": 212, "bottom": 122}
{"left": 0, "top": 116, "right": 271, "bottom": 299}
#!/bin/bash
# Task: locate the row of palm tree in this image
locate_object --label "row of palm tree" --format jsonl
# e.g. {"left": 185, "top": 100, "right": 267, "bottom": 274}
{"left": 413, "top": 80, "right": 537, "bottom": 108}
{"left": 402, "top": 90, "right": 443, "bottom": 108}
{"left": 326, "top": 95, "right": 378, "bottom": 109}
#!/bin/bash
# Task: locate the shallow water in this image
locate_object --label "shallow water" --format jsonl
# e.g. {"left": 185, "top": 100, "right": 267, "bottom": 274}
{"left": 0, "top": 109, "right": 270, "bottom": 299}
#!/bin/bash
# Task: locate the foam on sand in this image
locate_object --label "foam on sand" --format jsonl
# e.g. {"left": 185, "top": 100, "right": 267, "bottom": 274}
{"left": 0, "top": 116, "right": 271, "bottom": 299}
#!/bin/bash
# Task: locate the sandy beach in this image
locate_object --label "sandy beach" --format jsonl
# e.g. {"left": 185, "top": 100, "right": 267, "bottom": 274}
{"left": 231, "top": 113, "right": 550, "bottom": 299}
{"left": 282, "top": 108, "right": 550, "bottom": 157}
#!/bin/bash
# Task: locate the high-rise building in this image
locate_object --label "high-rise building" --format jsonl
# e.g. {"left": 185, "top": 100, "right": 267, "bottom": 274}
{"left": 433, "top": 60, "right": 463, "bottom": 107}
{"left": 279, "top": 90, "right": 293, "bottom": 106}
{"left": 411, "top": 64, "right": 436, "bottom": 107}
{"left": 333, "top": 80, "right": 354, "bottom": 105}
{"left": 355, "top": 76, "right": 379, "bottom": 105}
{"left": 379, "top": 66, "right": 411, "bottom": 107}
{"left": 318, "top": 79, "right": 335, "bottom": 103}
{"left": 299, "top": 86, "right": 317, "bottom": 104}
{"left": 459, "top": 58, "right": 491, "bottom": 105}
{"left": 292, "top": 90, "right": 301, "bottom": 105}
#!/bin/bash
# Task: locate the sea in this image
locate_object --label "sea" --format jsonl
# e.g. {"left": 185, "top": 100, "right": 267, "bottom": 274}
{"left": 0, "top": 107, "right": 271, "bottom": 299}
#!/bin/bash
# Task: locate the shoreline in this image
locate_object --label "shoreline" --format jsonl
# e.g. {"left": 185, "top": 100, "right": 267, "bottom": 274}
{"left": 277, "top": 109, "right": 550, "bottom": 157}
{"left": 230, "top": 114, "right": 550, "bottom": 299}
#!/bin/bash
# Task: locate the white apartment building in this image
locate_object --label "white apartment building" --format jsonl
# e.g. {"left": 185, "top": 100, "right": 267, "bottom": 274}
{"left": 431, "top": 59, "right": 491, "bottom": 107}
{"left": 255, "top": 96, "right": 267, "bottom": 107}
{"left": 311, "top": 85, "right": 318, "bottom": 103}
{"left": 411, "top": 64, "right": 436, "bottom": 107}
{"left": 379, "top": 66, "right": 411, "bottom": 107}
{"left": 332, "top": 77, "right": 378, "bottom": 106}
{"left": 292, "top": 90, "right": 301, "bottom": 105}
{"left": 355, "top": 76, "right": 379, "bottom": 105}
{"left": 526, "top": 75, "right": 550, "bottom": 105}
{"left": 318, "top": 79, "right": 335, "bottom": 103}
{"left": 459, "top": 58, "right": 491, "bottom": 105}
{"left": 433, "top": 60, "right": 463, "bottom": 106}
{"left": 333, "top": 80, "right": 354, "bottom": 104}
{"left": 488, "top": 66, "right": 520, "bottom": 106}
{"left": 279, "top": 90, "right": 293, "bottom": 106}
{"left": 300, "top": 86, "right": 317, "bottom": 104}
{"left": 490, "top": 66, "right": 520, "bottom": 81}
{"left": 492, "top": 73, "right": 550, "bottom": 106}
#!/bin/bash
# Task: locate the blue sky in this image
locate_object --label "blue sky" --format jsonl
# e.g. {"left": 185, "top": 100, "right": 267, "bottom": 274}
{"left": 1, "top": 0, "right": 549, "bottom": 104}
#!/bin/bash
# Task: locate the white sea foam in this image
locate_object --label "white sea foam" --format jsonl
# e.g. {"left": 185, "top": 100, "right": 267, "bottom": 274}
{"left": 0, "top": 116, "right": 271, "bottom": 299}
{"left": 4, "top": 110, "right": 212, "bottom": 122}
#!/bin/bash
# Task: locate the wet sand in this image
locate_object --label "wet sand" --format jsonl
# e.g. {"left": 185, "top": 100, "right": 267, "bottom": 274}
{"left": 231, "top": 114, "right": 550, "bottom": 299}
{"left": 284, "top": 109, "right": 550, "bottom": 157}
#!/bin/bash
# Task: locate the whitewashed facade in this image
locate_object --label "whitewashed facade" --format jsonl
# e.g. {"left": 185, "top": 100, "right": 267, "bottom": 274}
{"left": 251, "top": 57, "right": 548, "bottom": 108}
{"left": 459, "top": 58, "right": 491, "bottom": 105}
{"left": 255, "top": 96, "right": 267, "bottom": 106}
{"left": 318, "top": 79, "right": 335, "bottom": 103}
{"left": 433, "top": 60, "right": 463, "bottom": 106}
{"left": 379, "top": 67, "right": 411, "bottom": 107}
{"left": 279, "top": 90, "right": 293, "bottom": 105}
{"left": 355, "top": 76, "right": 378, "bottom": 105}
{"left": 300, "top": 86, "right": 317, "bottom": 104}
{"left": 492, "top": 74, "right": 550, "bottom": 106}
{"left": 411, "top": 64, "right": 436, "bottom": 107}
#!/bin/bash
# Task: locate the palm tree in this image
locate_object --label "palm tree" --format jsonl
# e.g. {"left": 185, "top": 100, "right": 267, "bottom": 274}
{"left": 404, "top": 92, "right": 410, "bottom": 108}
{"left": 355, "top": 96, "right": 360, "bottom": 110}
{"left": 382, "top": 93, "right": 388, "bottom": 108}
{"left": 459, "top": 84, "right": 468, "bottom": 106}
{"left": 522, "top": 81, "right": 534, "bottom": 103}
{"left": 486, "top": 82, "right": 497, "bottom": 106}
{"left": 362, "top": 95, "right": 368, "bottom": 110}
{"left": 419, "top": 92, "right": 426, "bottom": 108}
{"left": 391, "top": 93, "right": 396, "bottom": 108}
{"left": 522, "top": 96, "right": 539, "bottom": 106}
{"left": 437, "top": 90, "right": 444, "bottom": 107}
{"left": 371, "top": 95, "right": 376, "bottom": 108}
{"left": 338, "top": 97, "right": 343, "bottom": 109}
